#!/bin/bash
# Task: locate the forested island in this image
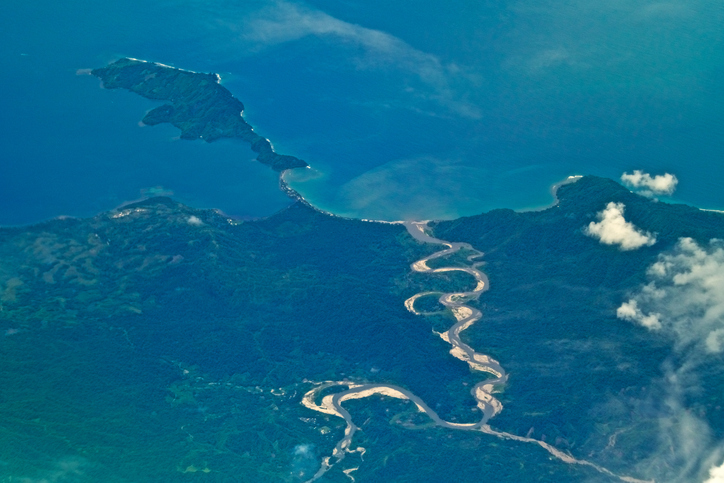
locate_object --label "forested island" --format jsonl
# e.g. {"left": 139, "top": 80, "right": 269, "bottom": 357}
{"left": 92, "top": 58, "right": 308, "bottom": 171}
{"left": 2, "top": 175, "right": 723, "bottom": 482}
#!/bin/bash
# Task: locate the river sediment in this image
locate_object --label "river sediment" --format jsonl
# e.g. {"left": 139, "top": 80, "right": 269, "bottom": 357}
{"left": 301, "top": 222, "right": 651, "bottom": 483}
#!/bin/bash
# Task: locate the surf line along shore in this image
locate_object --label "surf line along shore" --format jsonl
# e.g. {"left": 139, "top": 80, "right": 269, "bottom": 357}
{"left": 300, "top": 222, "right": 651, "bottom": 483}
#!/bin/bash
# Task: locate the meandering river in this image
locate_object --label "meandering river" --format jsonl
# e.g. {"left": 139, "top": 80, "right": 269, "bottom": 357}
{"left": 301, "top": 222, "right": 650, "bottom": 483}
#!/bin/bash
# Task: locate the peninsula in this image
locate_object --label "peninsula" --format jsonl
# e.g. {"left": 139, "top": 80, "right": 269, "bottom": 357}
{"left": 92, "top": 58, "right": 308, "bottom": 172}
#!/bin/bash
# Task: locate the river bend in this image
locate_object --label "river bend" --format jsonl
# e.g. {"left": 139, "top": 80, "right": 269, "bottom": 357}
{"left": 301, "top": 222, "right": 650, "bottom": 483}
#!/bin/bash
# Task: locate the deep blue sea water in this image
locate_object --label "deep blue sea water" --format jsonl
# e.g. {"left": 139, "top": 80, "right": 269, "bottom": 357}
{"left": 1, "top": 0, "right": 723, "bottom": 224}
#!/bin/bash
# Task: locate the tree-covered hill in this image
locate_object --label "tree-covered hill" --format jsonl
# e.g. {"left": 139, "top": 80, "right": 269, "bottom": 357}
{"left": 1, "top": 176, "right": 722, "bottom": 482}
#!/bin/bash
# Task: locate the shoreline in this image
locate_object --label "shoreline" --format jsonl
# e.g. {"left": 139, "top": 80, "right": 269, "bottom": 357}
{"left": 82, "top": 58, "right": 723, "bottom": 227}
{"left": 278, "top": 170, "right": 405, "bottom": 224}
{"left": 517, "top": 175, "right": 584, "bottom": 213}
{"left": 92, "top": 57, "right": 308, "bottom": 172}
{"left": 280, "top": 171, "right": 724, "bottom": 226}
{"left": 279, "top": 171, "right": 588, "bottom": 225}
{"left": 5, "top": 173, "right": 720, "bottom": 231}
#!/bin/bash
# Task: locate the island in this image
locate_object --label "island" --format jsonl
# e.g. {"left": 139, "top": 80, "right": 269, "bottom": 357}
{"left": 92, "top": 58, "right": 308, "bottom": 172}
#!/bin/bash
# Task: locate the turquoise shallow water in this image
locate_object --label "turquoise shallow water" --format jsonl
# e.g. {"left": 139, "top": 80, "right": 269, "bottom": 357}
{"left": 0, "top": 0, "right": 722, "bottom": 224}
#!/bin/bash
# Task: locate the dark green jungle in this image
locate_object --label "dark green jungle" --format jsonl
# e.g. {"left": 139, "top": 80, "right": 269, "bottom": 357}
{"left": 1, "top": 175, "right": 723, "bottom": 482}
{"left": 92, "top": 58, "right": 308, "bottom": 171}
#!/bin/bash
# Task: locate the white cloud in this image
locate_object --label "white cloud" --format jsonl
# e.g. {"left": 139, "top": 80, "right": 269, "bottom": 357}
{"left": 617, "top": 238, "right": 724, "bottom": 353}
{"left": 187, "top": 215, "right": 204, "bottom": 226}
{"left": 585, "top": 202, "right": 656, "bottom": 250}
{"left": 616, "top": 237, "right": 724, "bottom": 481}
{"left": 642, "top": 370, "right": 724, "bottom": 483}
{"left": 616, "top": 299, "right": 662, "bottom": 329}
{"left": 240, "top": 1, "right": 480, "bottom": 118}
{"left": 706, "top": 329, "right": 724, "bottom": 353}
{"left": 291, "top": 443, "right": 318, "bottom": 480}
{"left": 705, "top": 461, "right": 724, "bottom": 483}
{"left": 614, "top": 353, "right": 724, "bottom": 483}
{"left": 621, "top": 170, "right": 678, "bottom": 197}
{"left": 293, "top": 443, "right": 314, "bottom": 456}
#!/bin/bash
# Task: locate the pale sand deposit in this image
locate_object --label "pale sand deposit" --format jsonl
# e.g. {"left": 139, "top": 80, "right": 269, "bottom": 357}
{"left": 300, "top": 221, "right": 647, "bottom": 483}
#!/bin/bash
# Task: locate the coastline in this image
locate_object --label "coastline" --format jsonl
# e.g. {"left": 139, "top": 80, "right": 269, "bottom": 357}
{"left": 87, "top": 58, "right": 723, "bottom": 226}
{"left": 280, "top": 171, "right": 588, "bottom": 224}
{"left": 278, "top": 169, "right": 338, "bottom": 219}
{"left": 278, "top": 170, "right": 404, "bottom": 224}
{"left": 517, "top": 175, "right": 584, "bottom": 213}
{"left": 91, "top": 57, "right": 308, "bottom": 172}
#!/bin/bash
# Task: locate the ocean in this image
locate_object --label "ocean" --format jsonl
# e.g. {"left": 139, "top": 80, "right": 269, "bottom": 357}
{"left": 1, "top": 0, "right": 722, "bottom": 224}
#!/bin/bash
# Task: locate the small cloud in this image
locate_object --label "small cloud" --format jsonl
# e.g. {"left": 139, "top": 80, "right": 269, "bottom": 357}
{"left": 291, "top": 444, "right": 318, "bottom": 481}
{"left": 705, "top": 461, "right": 724, "bottom": 483}
{"left": 293, "top": 444, "right": 314, "bottom": 456}
{"left": 187, "top": 216, "right": 204, "bottom": 226}
{"left": 616, "top": 299, "right": 662, "bottom": 329}
{"left": 706, "top": 329, "right": 724, "bottom": 354}
{"left": 621, "top": 170, "right": 678, "bottom": 197}
{"left": 585, "top": 202, "right": 656, "bottom": 250}
{"left": 528, "top": 48, "right": 573, "bottom": 71}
